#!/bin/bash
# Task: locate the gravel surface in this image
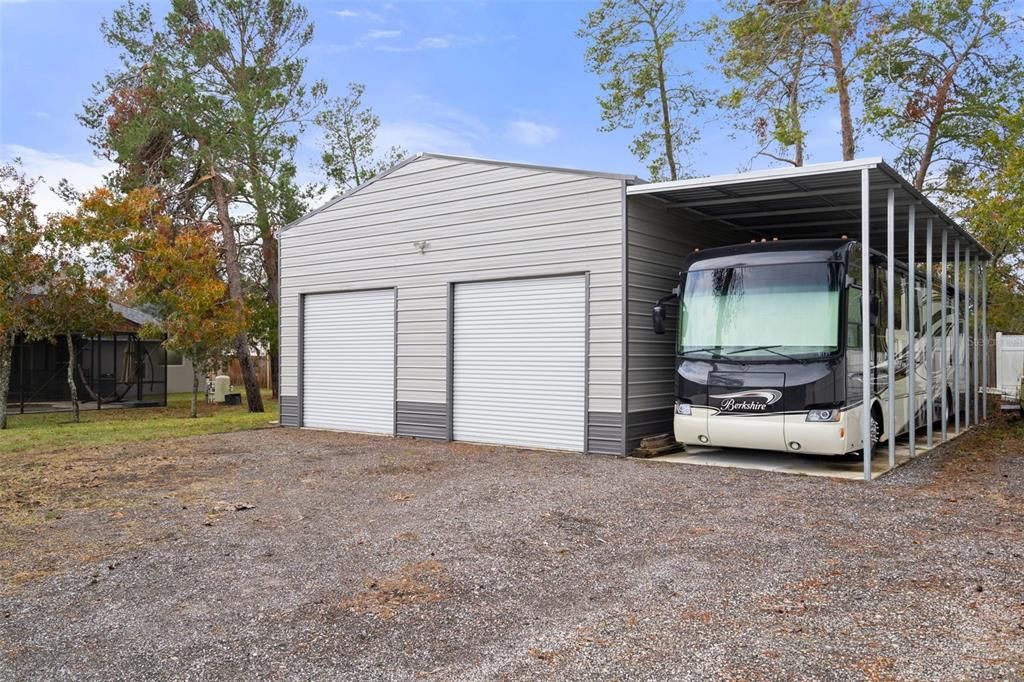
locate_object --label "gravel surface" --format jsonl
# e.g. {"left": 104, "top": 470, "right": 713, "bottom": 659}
{"left": 1, "top": 418, "right": 1022, "bottom": 680}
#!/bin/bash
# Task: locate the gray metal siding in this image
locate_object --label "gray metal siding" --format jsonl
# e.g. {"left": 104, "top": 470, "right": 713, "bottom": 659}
{"left": 280, "top": 395, "right": 299, "bottom": 427}
{"left": 624, "top": 196, "right": 739, "bottom": 451}
{"left": 587, "top": 412, "right": 623, "bottom": 455}
{"left": 396, "top": 401, "right": 448, "bottom": 440}
{"left": 279, "top": 156, "right": 625, "bottom": 449}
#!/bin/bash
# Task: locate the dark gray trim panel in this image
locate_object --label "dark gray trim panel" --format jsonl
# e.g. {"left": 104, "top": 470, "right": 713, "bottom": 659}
{"left": 625, "top": 407, "right": 674, "bottom": 453}
{"left": 397, "top": 401, "right": 449, "bottom": 440}
{"left": 280, "top": 396, "right": 300, "bottom": 427}
{"left": 588, "top": 411, "right": 624, "bottom": 455}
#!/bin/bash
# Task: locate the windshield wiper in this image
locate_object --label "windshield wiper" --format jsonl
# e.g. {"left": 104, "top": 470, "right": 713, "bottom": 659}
{"left": 726, "top": 345, "right": 807, "bottom": 364}
{"left": 680, "top": 347, "right": 725, "bottom": 359}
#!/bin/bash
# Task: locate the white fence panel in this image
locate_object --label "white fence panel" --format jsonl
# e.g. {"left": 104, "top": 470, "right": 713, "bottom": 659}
{"left": 996, "top": 332, "right": 1024, "bottom": 398}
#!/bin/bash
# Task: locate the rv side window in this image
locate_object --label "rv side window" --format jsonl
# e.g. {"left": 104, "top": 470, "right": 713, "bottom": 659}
{"left": 848, "top": 245, "right": 863, "bottom": 286}
{"left": 847, "top": 287, "right": 863, "bottom": 349}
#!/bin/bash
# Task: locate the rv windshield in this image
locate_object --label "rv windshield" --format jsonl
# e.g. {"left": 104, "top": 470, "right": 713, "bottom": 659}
{"left": 678, "top": 262, "right": 842, "bottom": 360}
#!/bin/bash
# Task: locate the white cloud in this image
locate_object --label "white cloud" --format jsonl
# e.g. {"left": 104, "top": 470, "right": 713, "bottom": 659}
{"left": 364, "top": 29, "right": 401, "bottom": 40}
{"left": 329, "top": 8, "right": 382, "bottom": 21}
{"left": 2, "top": 144, "right": 114, "bottom": 219}
{"left": 417, "top": 36, "right": 451, "bottom": 49}
{"left": 373, "top": 33, "right": 487, "bottom": 53}
{"left": 506, "top": 120, "right": 559, "bottom": 147}
{"left": 376, "top": 121, "right": 479, "bottom": 157}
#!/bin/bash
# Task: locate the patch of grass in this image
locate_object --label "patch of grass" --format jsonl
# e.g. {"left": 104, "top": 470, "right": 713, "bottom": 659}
{"left": 1, "top": 391, "right": 278, "bottom": 457}
{"left": 0, "top": 390, "right": 276, "bottom": 589}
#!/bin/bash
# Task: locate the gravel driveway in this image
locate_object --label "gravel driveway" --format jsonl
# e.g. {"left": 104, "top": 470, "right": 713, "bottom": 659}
{"left": 1, "top": 419, "right": 1022, "bottom": 680}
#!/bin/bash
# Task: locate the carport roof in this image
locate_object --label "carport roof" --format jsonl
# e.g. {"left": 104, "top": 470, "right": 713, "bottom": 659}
{"left": 627, "top": 158, "right": 990, "bottom": 262}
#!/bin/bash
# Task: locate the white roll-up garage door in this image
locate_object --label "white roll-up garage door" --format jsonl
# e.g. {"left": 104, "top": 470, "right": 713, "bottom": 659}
{"left": 453, "top": 275, "right": 586, "bottom": 451}
{"left": 302, "top": 289, "right": 395, "bottom": 433}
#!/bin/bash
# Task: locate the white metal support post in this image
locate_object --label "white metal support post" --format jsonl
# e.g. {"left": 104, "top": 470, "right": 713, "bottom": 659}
{"left": 974, "top": 260, "right": 980, "bottom": 421}
{"left": 983, "top": 262, "right": 988, "bottom": 420}
{"left": 965, "top": 248, "right": 972, "bottom": 427}
{"left": 886, "top": 189, "right": 896, "bottom": 468}
{"left": 907, "top": 206, "right": 916, "bottom": 457}
{"left": 954, "top": 240, "right": 960, "bottom": 435}
{"left": 937, "top": 229, "right": 946, "bottom": 440}
{"left": 925, "top": 220, "right": 934, "bottom": 447}
{"left": 861, "top": 169, "right": 872, "bottom": 481}
{"left": 941, "top": 230, "right": 949, "bottom": 441}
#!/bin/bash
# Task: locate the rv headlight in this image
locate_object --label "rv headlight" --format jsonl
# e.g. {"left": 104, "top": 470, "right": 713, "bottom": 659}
{"left": 675, "top": 402, "right": 692, "bottom": 416}
{"left": 806, "top": 409, "right": 840, "bottom": 422}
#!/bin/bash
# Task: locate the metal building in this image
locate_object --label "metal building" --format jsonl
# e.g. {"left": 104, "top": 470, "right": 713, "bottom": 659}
{"left": 279, "top": 154, "right": 990, "bottom": 475}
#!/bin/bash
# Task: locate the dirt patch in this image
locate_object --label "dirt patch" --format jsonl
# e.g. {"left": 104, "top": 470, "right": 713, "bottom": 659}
{"left": 339, "top": 560, "right": 449, "bottom": 620}
{"left": 366, "top": 458, "right": 448, "bottom": 476}
{"left": 0, "top": 440, "right": 235, "bottom": 590}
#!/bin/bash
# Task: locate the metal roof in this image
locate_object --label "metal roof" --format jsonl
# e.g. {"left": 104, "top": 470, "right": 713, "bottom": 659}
{"left": 283, "top": 152, "right": 640, "bottom": 232}
{"left": 627, "top": 158, "right": 990, "bottom": 262}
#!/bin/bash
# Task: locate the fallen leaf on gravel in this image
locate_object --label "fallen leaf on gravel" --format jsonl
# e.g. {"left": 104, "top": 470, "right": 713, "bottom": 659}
{"left": 528, "top": 647, "right": 558, "bottom": 663}
{"left": 679, "top": 609, "right": 713, "bottom": 623}
{"left": 390, "top": 493, "right": 415, "bottom": 502}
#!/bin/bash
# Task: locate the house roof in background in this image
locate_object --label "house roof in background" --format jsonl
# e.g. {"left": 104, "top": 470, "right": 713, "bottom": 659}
{"left": 110, "top": 302, "right": 160, "bottom": 328}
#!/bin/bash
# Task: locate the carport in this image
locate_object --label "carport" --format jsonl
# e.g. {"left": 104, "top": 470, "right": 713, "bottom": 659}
{"left": 627, "top": 158, "right": 991, "bottom": 480}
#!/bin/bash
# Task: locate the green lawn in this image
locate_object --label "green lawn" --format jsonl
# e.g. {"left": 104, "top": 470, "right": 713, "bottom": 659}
{"left": 1, "top": 391, "right": 279, "bottom": 456}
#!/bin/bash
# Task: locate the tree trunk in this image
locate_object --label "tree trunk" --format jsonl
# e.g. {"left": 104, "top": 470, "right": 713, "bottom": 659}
{"left": 66, "top": 332, "right": 80, "bottom": 423}
{"left": 828, "top": 30, "right": 855, "bottom": 161}
{"left": 790, "top": 50, "right": 805, "bottom": 167}
{"left": 191, "top": 367, "right": 200, "bottom": 418}
{"left": 654, "top": 44, "right": 677, "bottom": 180}
{"left": 260, "top": 237, "right": 280, "bottom": 401}
{"left": 0, "top": 334, "right": 12, "bottom": 430}
{"left": 914, "top": 68, "right": 959, "bottom": 190}
{"left": 211, "top": 170, "right": 265, "bottom": 413}
{"left": 269, "top": 348, "right": 280, "bottom": 400}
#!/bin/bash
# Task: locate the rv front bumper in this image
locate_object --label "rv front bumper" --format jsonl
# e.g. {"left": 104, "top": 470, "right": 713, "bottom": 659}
{"left": 674, "top": 408, "right": 855, "bottom": 456}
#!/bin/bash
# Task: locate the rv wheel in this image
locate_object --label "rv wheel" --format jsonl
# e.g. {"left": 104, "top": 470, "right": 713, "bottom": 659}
{"left": 869, "top": 409, "right": 881, "bottom": 447}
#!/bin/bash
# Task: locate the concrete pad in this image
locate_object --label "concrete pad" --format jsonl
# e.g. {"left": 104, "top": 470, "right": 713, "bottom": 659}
{"left": 642, "top": 427, "right": 971, "bottom": 481}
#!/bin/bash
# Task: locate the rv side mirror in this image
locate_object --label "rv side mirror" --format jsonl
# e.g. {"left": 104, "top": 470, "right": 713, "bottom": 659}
{"left": 652, "top": 305, "right": 666, "bottom": 335}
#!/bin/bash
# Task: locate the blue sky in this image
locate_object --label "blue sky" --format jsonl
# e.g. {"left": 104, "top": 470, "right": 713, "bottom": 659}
{"left": 1, "top": 0, "right": 890, "bottom": 215}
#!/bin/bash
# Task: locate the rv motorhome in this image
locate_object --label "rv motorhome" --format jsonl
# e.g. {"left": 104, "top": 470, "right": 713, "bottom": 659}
{"left": 652, "top": 238, "right": 970, "bottom": 456}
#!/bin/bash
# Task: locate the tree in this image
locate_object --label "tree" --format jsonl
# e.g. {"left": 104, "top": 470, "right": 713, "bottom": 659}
{"left": 135, "top": 225, "right": 246, "bottom": 418}
{"left": 0, "top": 161, "right": 47, "bottom": 430}
{"left": 81, "top": 0, "right": 327, "bottom": 413}
{"left": 711, "top": 0, "right": 870, "bottom": 164}
{"left": 864, "top": 0, "right": 1024, "bottom": 191}
{"left": 67, "top": 185, "right": 246, "bottom": 417}
{"left": 711, "top": 1, "right": 823, "bottom": 166}
{"left": 315, "top": 82, "right": 407, "bottom": 190}
{"left": 814, "top": 0, "right": 864, "bottom": 161}
{"left": 165, "top": 0, "right": 326, "bottom": 402}
{"left": 948, "top": 106, "right": 1024, "bottom": 333}
{"left": 578, "top": 0, "right": 709, "bottom": 180}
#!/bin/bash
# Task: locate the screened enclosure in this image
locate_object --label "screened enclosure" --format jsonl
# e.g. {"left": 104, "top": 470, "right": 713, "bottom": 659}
{"left": 7, "top": 333, "right": 167, "bottom": 415}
